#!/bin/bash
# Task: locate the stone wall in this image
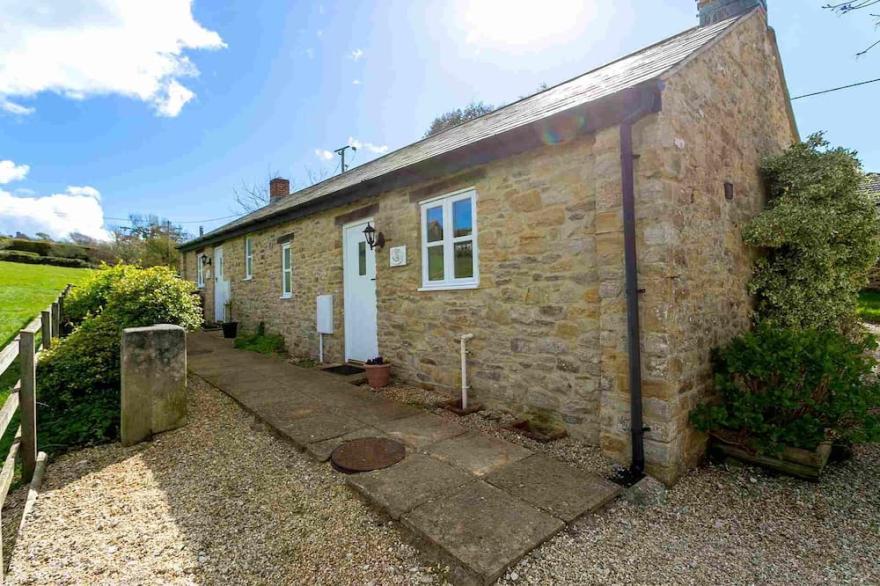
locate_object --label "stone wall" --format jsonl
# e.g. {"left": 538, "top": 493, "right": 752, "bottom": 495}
{"left": 596, "top": 11, "right": 798, "bottom": 482}
{"left": 185, "top": 132, "right": 607, "bottom": 440}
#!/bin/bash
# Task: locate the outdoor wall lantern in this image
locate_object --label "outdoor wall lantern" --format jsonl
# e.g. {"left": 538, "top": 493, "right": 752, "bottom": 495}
{"left": 200, "top": 255, "right": 212, "bottom": 266}
{"left": 363, "top": 222, "right": 385, "bottom": 251}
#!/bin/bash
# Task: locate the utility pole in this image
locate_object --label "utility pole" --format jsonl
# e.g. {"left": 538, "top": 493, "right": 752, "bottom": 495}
{"left": 334, "top": 144, "right": 357, "bottom": 174}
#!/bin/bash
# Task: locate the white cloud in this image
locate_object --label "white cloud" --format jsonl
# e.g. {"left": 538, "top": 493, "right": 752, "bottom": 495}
{"left": 350, "top": 48, "right": 364, "bottom": 60}
{"left": 0, "top": 160, "right": 29, "bottom": 184}
{"left": 0, "top": 0, "right": 225, "bottom": 117}
{"left": 352, "top": 79, "right": 362, "bottom": 85}
{"left": 0, "top": 98, "right": 34, "bottom": 116}
{"left": 305, "top": 48, "right": 315, "bottom": 60}
{"left": 0, "top": 185, "right": 110, "bottom": 241}
{"left": 348, "top": 137, "right": 388, "bottom": 155}
{"left": 314, "top": 149, "right": 335, "bottom": 161}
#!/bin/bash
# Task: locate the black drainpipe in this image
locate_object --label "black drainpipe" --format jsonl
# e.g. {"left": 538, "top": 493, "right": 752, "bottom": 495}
{"left": 618, "top": 84, "right": 662, "bottom": 479}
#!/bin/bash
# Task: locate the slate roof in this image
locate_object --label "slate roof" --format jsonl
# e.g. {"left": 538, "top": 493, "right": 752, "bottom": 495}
{"left": 864, "top": 173, "right": 880, "bottom": 197}
{"left": 183, "top": 13, "right": 747, "bottom": 249}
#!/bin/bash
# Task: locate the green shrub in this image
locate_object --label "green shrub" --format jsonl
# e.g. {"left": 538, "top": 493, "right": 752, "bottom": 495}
{"left": 744, "top": 133, "right": 880, "bottom": 334}
{"left": 37, "top": 265, "right": 202, "bottom": 451}
{"left": 234, "top": 332, "right": 286, "bottom": 355}
{"left": 0, "top": 250, "right": 91, "bottom": 268}
{"left": 65, "top": 264, "right": 137, "bottom": 324}
{"left": 690, "top": 324, "right": 880, "bottom": 454}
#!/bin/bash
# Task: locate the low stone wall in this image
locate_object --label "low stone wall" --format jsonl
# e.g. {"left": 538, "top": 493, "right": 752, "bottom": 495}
{"left": 121, "top": 324, "right": 188, "bottom": 446}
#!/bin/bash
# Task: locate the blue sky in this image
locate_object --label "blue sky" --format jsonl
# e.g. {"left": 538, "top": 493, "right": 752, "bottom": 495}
{"left": 1, "top": 0, "right": 878, "bottom": 240}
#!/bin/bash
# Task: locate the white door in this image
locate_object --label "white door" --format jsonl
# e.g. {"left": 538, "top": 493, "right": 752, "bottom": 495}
{"left": 343, "top": 221, "right": 378, "bottom": 362}
{"left": 213, "top": 246, "right": 228, "bottom": 322}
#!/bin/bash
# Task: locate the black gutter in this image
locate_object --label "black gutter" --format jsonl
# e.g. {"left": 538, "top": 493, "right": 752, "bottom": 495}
{"left": 618, "top": 84, "right": 662, "bottom": 478}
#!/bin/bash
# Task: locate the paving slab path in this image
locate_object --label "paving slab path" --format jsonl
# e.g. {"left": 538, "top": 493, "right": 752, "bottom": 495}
{"left": 188, "top": 332, "right": 620, "bottom": 585}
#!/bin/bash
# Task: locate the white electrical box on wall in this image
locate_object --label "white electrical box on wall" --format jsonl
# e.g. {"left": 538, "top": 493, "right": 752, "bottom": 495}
{"left": 316, "top": 295, "right": 333, "bottom": 334}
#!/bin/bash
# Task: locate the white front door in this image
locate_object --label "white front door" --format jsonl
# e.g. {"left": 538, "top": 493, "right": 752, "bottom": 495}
{"left": 343, "top": 221, "right": 378, "bottom": 362}
{"left": 213, "top": 246, "right": 228, "bottom": 322}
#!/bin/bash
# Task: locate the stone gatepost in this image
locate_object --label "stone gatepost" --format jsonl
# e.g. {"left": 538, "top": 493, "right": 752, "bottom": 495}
{"left": 121, "top": 324, "right": 187, "bottom": 446}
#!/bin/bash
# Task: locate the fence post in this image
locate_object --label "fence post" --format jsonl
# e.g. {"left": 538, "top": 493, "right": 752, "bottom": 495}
{"left": 51, "top": 301, "right": 60, "bottom": 339}
{"left": 19, "top": 330, "right": 37, "bottom": 483}
{"left": 41, "top": 309, "right": 52, "bottom": 351}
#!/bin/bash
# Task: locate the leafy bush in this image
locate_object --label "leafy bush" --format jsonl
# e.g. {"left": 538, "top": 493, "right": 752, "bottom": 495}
{"left": 65, "top": 264, "right": 137, "bottom": 324}
{"left": 234, "top": 332, "right": 285, "bottom": 355}
{"left": 690, "top": 324, "right": 880, "bottom": 454}
{"left": 744, "top": 133, "right": 880, "bottom": 333}
{"left": 0, "top": 250, "right": 91, "bottom": 268}
{"left": 37, "top": 265, "right": 202, "bottom": 450}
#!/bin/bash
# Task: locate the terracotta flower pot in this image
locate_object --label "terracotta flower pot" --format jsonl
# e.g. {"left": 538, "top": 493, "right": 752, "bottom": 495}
{"left": 364, "top": 363, "right": 391, "bottom": 388}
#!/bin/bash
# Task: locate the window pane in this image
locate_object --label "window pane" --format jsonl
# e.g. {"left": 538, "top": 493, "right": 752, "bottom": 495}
{"left": 283, "top": 271, "right": 292, "bottom": 293}
{"left": 427, "top": 245, "right": 444, "bottom": 281}
{"left": 454, "top": 241, "right": 473, "bottom": 279}
{"left": 426, "top": 206, "right": 443, "bottom": 242}
{"left": 283, "top": 247, "right": 291, "bottom": 270}
{"left": 453, "top": 198, "right": 472, "bottom": 237}
{"left": 358, "top": 241, "right": 366, "bottom": 276}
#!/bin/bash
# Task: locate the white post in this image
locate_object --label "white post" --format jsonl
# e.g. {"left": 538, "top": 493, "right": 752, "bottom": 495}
{"left": 460, "top": 334, "right": 474, "bottom": 409}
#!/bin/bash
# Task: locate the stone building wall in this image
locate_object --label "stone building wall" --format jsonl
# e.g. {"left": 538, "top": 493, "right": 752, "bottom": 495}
{"left": 184, "top": 132, "right": 609, "bottom": 441}
{"left": 598, "top": 11, "right": 797, "bottom": 482}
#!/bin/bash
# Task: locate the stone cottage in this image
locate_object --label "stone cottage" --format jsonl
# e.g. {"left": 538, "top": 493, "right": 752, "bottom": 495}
{"left": 180, "top": 0, "right": 798, "bottom": 484}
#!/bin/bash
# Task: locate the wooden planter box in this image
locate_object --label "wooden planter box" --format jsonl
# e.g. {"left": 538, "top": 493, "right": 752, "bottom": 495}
{"left": 711, "top": 435, "right": 832, "bottom": 481}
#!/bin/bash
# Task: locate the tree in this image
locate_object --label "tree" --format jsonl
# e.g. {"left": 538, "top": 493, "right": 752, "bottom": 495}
{"left": 744, "top": 133, "right": 880, "bottom": 334}
{"left": 110, "top": 214, "right": 190, "bottom": 268}
{"left": 233, "top": 167, "right": 331, "bottom": 213}
{"left": 35, "top": 232, "right": 52, "bottom": 241}
{"left": 824, "top": 1, "right": 880, "bottom": 55}
{"left": 424, "top": 101, "right": 495, "bottom": 138}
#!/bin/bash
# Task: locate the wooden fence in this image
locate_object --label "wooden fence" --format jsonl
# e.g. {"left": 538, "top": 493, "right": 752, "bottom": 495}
{"left": 0, "top": 284, "right": 72, "bottom": 576}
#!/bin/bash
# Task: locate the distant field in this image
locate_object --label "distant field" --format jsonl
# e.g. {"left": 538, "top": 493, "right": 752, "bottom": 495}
{"left": 858, "top": 290, "right": 880, "bottom": 324}
{"left": 0, "top": 261, "right": 91, "bottom": 348}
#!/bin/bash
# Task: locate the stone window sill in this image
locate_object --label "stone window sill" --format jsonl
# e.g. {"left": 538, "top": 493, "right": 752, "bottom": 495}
{"left": 243, "top": 276, "right": 253, "bottom": 281}
{"left": 280, "top": 294, "right": 293, "bottom": 300}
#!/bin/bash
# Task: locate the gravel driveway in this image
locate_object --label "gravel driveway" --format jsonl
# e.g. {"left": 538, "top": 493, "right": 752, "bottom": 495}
{"left": 3, "top": 375, "right": 878, "bottom": 585}
{"left": 499, "top": 445, "right": 880, "bottom": 585}
{"left": 4, "top": 377, "right": 447, "bottom": 585}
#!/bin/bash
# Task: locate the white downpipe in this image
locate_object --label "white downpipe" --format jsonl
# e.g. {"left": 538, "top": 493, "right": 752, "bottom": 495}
{"left": 319, "top": 333, "right": 324, "bottom": 364}
{"left": 460, "top": 334, "right": 475, "bottom": 409}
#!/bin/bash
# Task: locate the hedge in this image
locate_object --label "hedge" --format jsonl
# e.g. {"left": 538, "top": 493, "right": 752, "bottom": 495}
{"left": 0, "top": 250, "right": 93, "bottom": 268}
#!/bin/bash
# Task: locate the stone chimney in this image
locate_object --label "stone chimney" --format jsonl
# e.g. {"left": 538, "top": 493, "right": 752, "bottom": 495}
{"left": 269, "top": 177, "right": 290, "bottom": 203}
{"left": 698, "top": 0, "right": 765, "bottom": 26}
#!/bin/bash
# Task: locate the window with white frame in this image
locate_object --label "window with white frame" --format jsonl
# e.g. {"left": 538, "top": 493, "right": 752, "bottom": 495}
{"left": 196, "top": 254, "right": 205, "bottom": 288}
{"left": 244, "top": 236, "right": 254, "bottom": 279}
{"left": 420, "top": 189, "right": 478, "bottom": 290}
{"left": 281, "top": 242, "right": 292, "bottom": 298}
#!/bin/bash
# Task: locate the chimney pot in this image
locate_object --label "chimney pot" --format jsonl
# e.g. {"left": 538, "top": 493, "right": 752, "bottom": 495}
{"left": 269, "top": 177, "right": 290, "bottom": 203}
{"left": 698, "top": 0, "right": 765, "bottom": 26}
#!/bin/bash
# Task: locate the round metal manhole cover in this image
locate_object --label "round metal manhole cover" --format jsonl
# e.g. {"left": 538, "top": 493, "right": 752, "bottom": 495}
{"left": 331, "top": 437, "right": 406, "bottom": 473}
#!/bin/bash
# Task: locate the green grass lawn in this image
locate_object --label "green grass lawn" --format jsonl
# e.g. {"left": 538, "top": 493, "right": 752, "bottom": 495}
{"left": 858, "top": 290, "right": 880, "bottom": 324}
{"left": 0, "top": 261, "right": 91, "bottom": 347}
{"left": 0, "top": 261, "right": 91, "bottom": 481}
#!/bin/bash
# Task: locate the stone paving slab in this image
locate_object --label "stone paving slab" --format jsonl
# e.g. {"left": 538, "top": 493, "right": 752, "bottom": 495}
{"left": 402, "top": 480, "right": 564, "bottom": 585}
{"left": 373, "top": 412, "right": 467, "bottom": 449}
{"left": 305, "top": 427, "right": 388, "bottom": 462}
{"left": 347, "top": 453, "right": 475, "bottom": 520}
{"left": 484, "top": 454, "right": 622, "bottom": 522}
{"left": 426, "top": 431, "right": 533, "bottom": 477}
{"left": 277, "top": 413, "right": 365, "bottom": 448}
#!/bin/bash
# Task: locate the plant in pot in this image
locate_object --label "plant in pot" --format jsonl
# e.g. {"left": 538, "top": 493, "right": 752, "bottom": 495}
{"left": 690, "top": 324, "right": 880, "bottom": 479}
{"left": 221, "top": 300, "right": 238, "bottom": 339}
{"left": 364, "top": 356, "right": 391, "bottom": 389}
